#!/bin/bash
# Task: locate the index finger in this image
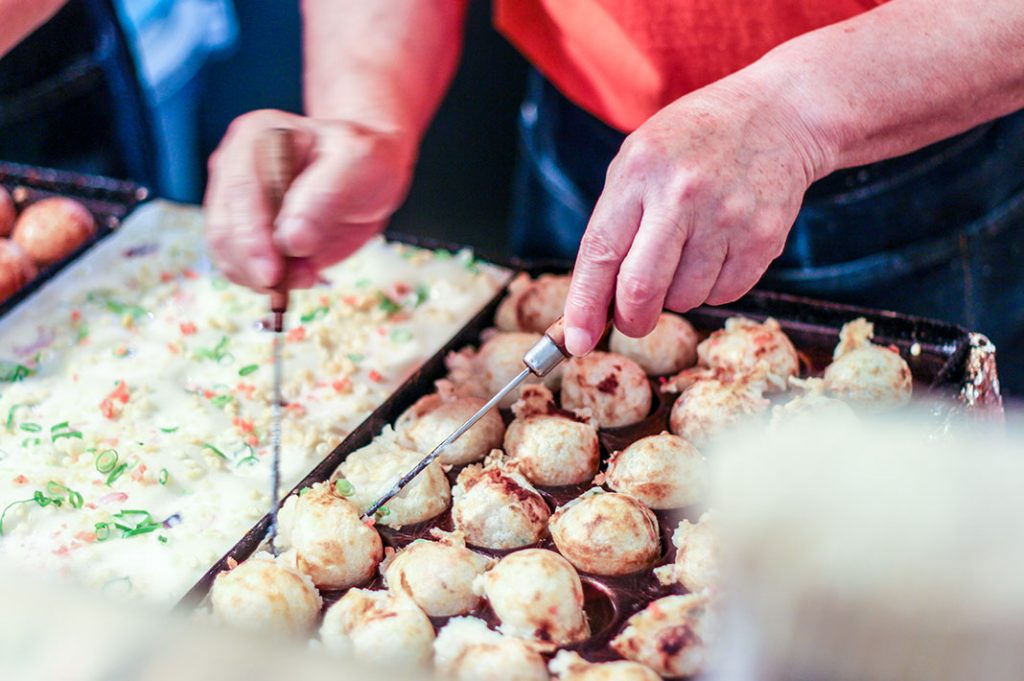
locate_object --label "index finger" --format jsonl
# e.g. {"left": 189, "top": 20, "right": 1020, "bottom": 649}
{"left": 563, "top": 189, "right": 642, "bottom": 356}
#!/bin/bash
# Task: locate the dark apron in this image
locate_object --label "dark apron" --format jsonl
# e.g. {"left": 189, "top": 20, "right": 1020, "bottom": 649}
{"left": 510, "top": 70, "right": 1024, "bottom": 395}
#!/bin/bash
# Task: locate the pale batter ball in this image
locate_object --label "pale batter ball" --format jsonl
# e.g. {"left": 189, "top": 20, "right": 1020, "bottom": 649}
{"left": 383, "top": 535, "right": 494, "bottom": 617}
{"left": 434, "top": 616, "right": 550, "bottom": 681}
{"left": 667, "top": 368, "right": 770, "bottom": 446}
{"left": 549, "top": 650, "right": 661, "bottom": 681}
{"left": 504, "top": 384, "right": 600, "bottom": 487}
{"left": 275, "top": 481, "right": 383, "bottom": 589}
{"left": 495, "top": 272, "right": 571, "bottom": 333}
{"left": 0, "top": 239, "right": 37, "bottom": 303}
{"left": 0, "top": 186, "right": 16, "bottom": 237}
{"left": 549, "top": 489, "right": 661, "bottom": 576}
{"left": 395, "top": 380, "right": 506, "bottom": 466}
{"left": 333, "top": 427, "right": 450, "bottom": 528}
{"left": 12, "top": 196, "right": 96, "bottom": 265}
{"left": 655, "top": 511, "right": 720, "bottom": 592}
{"left": 697, "top": 316, "right": 798, "bottom": 390}
{"left": 610, "top": 592, "right": 716, "bottom": 678}
{"left": 209, "top": 552, "right": 322, "bottom": 636}
{"left": 824, "top": 318, "right": 913, "bottom": 407}
{"left": 770, "top": 377, "right": 859, "bottom": 431}
{"left": 609, "top": 312, "right": 699, "bottom": 376}
{"left": 319, "top": 588, "right": 435, "bottom": 668}
{"left": 452, "top": 460, "right": 550, "bottom": 549}
{"left": 561, "top": 351, "right": 651, "bottom": 428}
{"left": 602, "top": 431, "right": 708, "bottom": 509}
{"left": 474, "top": 548, "right": 590, "bottom": 646}
{"left": 447, "top": 331, "right": 563, "bottom": 407}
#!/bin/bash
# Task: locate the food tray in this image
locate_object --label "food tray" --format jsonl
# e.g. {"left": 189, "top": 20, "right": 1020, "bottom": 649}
{"left": 0, "top": 161, "right": 149, "bottom": 316}
{"left": 180, "top": 259, "right": 1004, "bottom": 671}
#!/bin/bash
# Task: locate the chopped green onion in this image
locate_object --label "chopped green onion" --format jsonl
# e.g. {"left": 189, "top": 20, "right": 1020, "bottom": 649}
{"left": 193, "top": 336, "right": 231, "bottom": 363}
{"left": 238, "top": 364, "right": 259, "bottom": 377}
{"left": 299, "top": 487, "right": 312, "bottom": 496}
{"left": 95, "top": 449, "right": 118, "bottom": 474}
{"left": 158, "top": 469, "right": 169, "bottom": 486}
{"left": 6, "top": 403, "right": 29, "bottom": 432}
{"left": 50, "top": 422, "right": 69, "bottom": 432}
{"left": 68, "top": 490, "right": 83, "bottom": 509}
{"left": 158, "top": 535, "right": 168, "bottom": 544}
{"left": 377, "top": 292, "right": 402, "bottom": 315}
{"left": 20, "top": 437, "right": 41, "bottom": 448}
{"left": 19, "top": 423, "right": 41, "bottom": 432}
{"left": 355, "top": 278, "right": 372, "bottom": 289}
{"left": 211, "top": 278, "right": 229, "bottom": 290}
{"left": 210, "top": 395, "right": 233, "bottom": 409}
{"left": 105, "top": 463, "right": 128, "bottom": 486}
{"left": 159, "top": 426, "right": 178, "bottom": 433}
{"left": 346, "top": 353, "right": 364, "bottom": 363}
{"left": 75, "top": 326, "right": 90, "bottom": 343}
{"left": 434, "top": 249, "right": 452, "bottom": 260}
{"left": 0, "top": 498, "right": 33, "bottom": 535}
{"left": 390, "top": 328, "right": 413, "bottom": 343}
{"left": 236, "top": 455, "right": 259, "bottom": 467}
{"left": 52, "top": 430, "right": 83, "bottom": 442}
{"left": 374, "top": 505, "right": 391, "bottom": 519}
{"left": 300, "top": 306, "right": 329, "bottom": 323}
{"left": 0, "top": 361, "right": 34, "bottom": 383}
{"left": 45, "top": 481, "right": 67, "bottom": 496}
{"left": 334, "top": 479, "right": 355, "bottom": 497}
{"left": 94, "top": 522, "right": 112, "bottom": 541}
{"left": 414, "top": 284, "right": 430, "bottom": 307}
{"left": 202, "top": 443, "right": 227, "bottom": 460}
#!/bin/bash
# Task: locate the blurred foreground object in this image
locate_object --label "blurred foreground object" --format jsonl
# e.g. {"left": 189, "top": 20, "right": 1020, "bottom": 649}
{"left": 711, "top": 412, "right": 1024, "bottom": 681}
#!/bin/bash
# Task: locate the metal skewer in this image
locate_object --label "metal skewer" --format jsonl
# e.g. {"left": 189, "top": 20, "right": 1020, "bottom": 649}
{"left": 364, "top": 318, "right": 571, "bottom": 518}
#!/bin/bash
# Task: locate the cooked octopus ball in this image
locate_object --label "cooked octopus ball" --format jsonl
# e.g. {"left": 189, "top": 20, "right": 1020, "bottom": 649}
{"left": 384, "top": 538, "right": 493, "bottom": 617}
{"left": 320, "top": 589, "right": 434, "bottom": 667}
{"left": 824, "top": 318, "right": 912, "bottom": 406}
{"left": 12, "top": 197, "right": 96, "bottom": 265}
{"left": 656, "top": 511, "right": 719, "bottom": 592}
{"left": 550, "top": 490, "right": 660, "bottom": 576}
{"left": 0, "top": 239, "right": 37, "bottom": 303}
{"left": 669, "top": 371, "right": 770, "bottom": 446}
{"left": 562, "top": 352, "right": 651, "bottom": 428}
{"left": 333, "top": 428, "right": 450, "bottom": 528}
{"left": 209, "top": 553, "right": 322, "bottom": 636}
{"left": 611, "top": 592, "right": 715, "bottom": 677}
{"left": 396, "top": 387, "right": 506, "bottom": 466}
{"left": 697, "top": 316, "right": 798, "bottom": 390}
{"left": 495, "top": 272, "right": 570, "bottom": 333}
{"left": 770, "top": 377, "right": 858, "bottom": 431}
{"left": 447, "top": 332, "right": 562, "bottom": 407}
{"left": 0, "top": 186, "right": 15, "bottom": 237}
{"left": 275, "top": 481, "right": 382, "bottom": 589}
{"left": 474, "top": 548, "right": 590, "bottom": 646}
{"left": 504, "top": 414, "right": 599, "bottom": 487}
{"left": 603, "top": 432, "right": 707, "bottom": 509}
{"left": 549, "top": 650, "right": 661, "bottom": 681}
{"left": 609, "top": 312, "right": 699, "bottom": 376}
{"left": 434, "top": 616, "right": 549, "bottom": 681}
{"left": 452, "top": 462, "right": 550, "bottom": 549}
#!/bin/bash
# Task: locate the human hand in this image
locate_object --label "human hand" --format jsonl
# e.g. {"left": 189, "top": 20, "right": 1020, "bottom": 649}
{"left": 562, "top": 75, "right": 834, "bottom": 356}
{"left": 204, "top": 109, "right": 416, "bottom": 290}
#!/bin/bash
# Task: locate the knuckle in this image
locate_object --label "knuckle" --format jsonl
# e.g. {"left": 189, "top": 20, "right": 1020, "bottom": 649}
{"left": 617, "top": 272, "right": 660, "bottom": 306}
{"left": 579, "top": 231, "right": 625, "bottom": 269}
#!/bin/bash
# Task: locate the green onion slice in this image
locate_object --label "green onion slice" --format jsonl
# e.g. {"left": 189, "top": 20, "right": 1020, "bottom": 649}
{"left": 95, "top": 449, "right": 119, "bottom": 474}
{"left": 238, "top": 364, "right": 259, "bottom": 377}
{"left": 202, "top": 443, "right": 227, "bottom": 460}
{"left": 19, "top": 423, "right": 41, "bottom": 433}
{"left": 105, "top": 463, "right": 129, "bottom": 486}
{"left": 334, "top": 479, "right": 355, "bottom": 497}
{"left": 158, "top": 469, "right": 169, "bottom": 486}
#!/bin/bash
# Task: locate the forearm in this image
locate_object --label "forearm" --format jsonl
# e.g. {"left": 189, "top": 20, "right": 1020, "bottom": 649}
{"left": 0, "top": 0, "right": 66, "bottom": 58}
{"left": 301, "top": 0, "right": 468, "bottom": 145}
{"left": 742, "top": 0, "right": 1024, "bottom": 178}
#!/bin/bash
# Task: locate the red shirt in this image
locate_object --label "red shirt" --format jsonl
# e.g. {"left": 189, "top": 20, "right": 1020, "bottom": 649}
{"left": 495, "top": 0, "right": 885, "bottom": 131}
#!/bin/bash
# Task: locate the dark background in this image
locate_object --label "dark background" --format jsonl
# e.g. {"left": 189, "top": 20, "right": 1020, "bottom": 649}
{"left": 198, "top": 0, "right": 527, "bottom": 255}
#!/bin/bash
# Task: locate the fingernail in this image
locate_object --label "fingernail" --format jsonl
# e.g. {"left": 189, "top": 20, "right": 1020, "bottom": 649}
{"left": 252, "top": 256, "right": 279, "bottom": 289}
{"left": 564, "top": 326, "right": 593, "bottom": 357}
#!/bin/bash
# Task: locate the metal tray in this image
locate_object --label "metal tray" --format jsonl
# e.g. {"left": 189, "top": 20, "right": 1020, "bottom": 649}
{"left": 0, "top": 161, "right": 149, "bottom": 316}
{"left": 179, "top": 265, "right": 1004, "bottom": 648}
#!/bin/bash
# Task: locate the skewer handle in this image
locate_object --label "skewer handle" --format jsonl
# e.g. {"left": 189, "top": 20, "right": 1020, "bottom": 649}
{"left": 258, "top": 128, "right": 297, "bottom": 314}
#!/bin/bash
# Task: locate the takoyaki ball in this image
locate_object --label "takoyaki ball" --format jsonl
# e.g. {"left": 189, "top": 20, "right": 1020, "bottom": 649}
{"left": 383, "top": 534, "right": 494, "bottom": 617}
{"left": 697, "top": 316, "right": 798, "bottom": 391}
{"left": 275, "top": 481, "right": 382, "bottom": 589}
{"left": 561, "top": 352, "right": 651, "bottom": 428}
{"left": 319, "top": 588, "right": 434, "bottom": 668}
{"left": 667, "top": 368, "right": 770, "bottom": 446}
{"left": 452, "top": 459, "right": 550, "bottom": 549}
{"left": 0, "top": 186, "right": 15, "bottom": 237}
{"left": 549, "top": 489, "right": 660, "bottom": 576}
{"left": 474, "top": 548, "right": 590, "bottom": 646}
{"left": 609, "top": 312, "right": 699, "bottom": 376}
{"left": 601, "top": 432, "right": 707, "bottom": 510}
{"left": 610, "top": 592, "right": 715, "bottom": 678}
{"left": 434, "top": 616, "right": 550, "bottom": 681}
{"left": 770, "top": 377, "right": 858, "bottom": 431}
{"left": 549, "top": 650, "right": 661, "bottom": 681}
{"left": 12, "top": 197, "right": 96, "bottom": 265}
{"left": 395, "top": 380, "right": 506, "bottom": 466}
{"left": 655, "top": 511, "right": 719, "bottom": 592}
{"left": 504, "top": 384, "right": 600, "bottom": 487}
{"left": 447, "top": 331, "right": 563, "bottom": 408}
{"left": 209, "top": 552, "right": 322, "bottom": 636}
{"left": 333, "top": 427, "right": 450, "bottom": 528}
{"left": 824, "top": 318, "right": 913, "bottom": 407}
{"left": 0, "top": 239, "right": 38, "bottom": 303}
{"left": 495, "top": 272, "right": 571, "bottom": 333}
